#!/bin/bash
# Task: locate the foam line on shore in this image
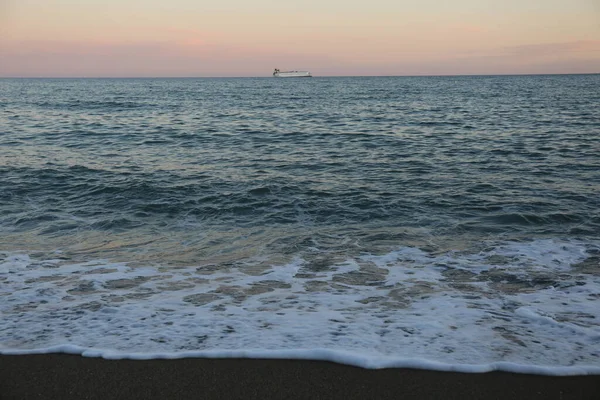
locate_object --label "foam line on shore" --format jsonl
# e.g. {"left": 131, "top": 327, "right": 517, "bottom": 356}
{"left": 3, "top": 345, "right": 600, "bottom": 376}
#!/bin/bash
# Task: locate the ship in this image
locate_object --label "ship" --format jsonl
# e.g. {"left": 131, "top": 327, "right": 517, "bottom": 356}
{"left": 273, "top": 68, "right": 312, "bottom": 78}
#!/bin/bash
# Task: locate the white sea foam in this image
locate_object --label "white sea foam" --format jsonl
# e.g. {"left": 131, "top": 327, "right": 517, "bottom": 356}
{"left": 1, "top": 239, "right": 599, "bottom": 375}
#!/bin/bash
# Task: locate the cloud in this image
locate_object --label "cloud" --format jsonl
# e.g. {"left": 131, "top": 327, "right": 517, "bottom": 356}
{"left": 503, "top": 41, "right": 600, "bottom": 57}
{"left": 0, "top": 39, "right": 340, "bottom": 77}
{"left": 1, "top": 40, "right": 173, "bottom": 57}
{"left": 1, "top": 38, "right": 598, "bottom": 77}
{"left": 330, "top": 40, "right": 600, "bottom": 76}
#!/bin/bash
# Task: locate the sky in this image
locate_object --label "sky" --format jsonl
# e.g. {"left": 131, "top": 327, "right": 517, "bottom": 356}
{"left": 1, "top": 0, "right": 599, "bottom": 77}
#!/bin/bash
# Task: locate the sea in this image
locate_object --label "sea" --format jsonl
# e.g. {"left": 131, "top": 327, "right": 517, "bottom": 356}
{"left": 1, "top": 75, "right": 599, "bottom": 374}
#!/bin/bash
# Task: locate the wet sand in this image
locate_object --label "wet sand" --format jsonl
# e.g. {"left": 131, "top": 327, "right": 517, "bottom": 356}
{"left": 1, "top": 354, "right": 598, "bottom": 400}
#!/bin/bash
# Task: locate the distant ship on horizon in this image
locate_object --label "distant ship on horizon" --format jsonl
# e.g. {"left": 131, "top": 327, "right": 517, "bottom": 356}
{"left": 273, "top": 68, "right": 312, "bottom": 78}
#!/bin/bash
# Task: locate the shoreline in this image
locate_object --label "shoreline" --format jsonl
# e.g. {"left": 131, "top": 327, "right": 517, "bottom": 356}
{"left": 1, "top": 354, "right": 599, "bottom": 400}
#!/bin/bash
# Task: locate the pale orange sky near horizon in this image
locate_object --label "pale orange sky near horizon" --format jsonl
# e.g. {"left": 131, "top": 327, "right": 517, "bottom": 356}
{"left": 1, "top": 0, "right": 599, "bottom": 77}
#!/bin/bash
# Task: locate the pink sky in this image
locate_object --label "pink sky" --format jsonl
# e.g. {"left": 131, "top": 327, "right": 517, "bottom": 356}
{"left": 1, "top": 0, "right": 599, "bottom": 77}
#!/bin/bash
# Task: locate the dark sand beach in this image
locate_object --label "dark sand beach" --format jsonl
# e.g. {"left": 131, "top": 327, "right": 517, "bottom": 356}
{"left": 1, "top": 355, "right": 599, "bottom": 400}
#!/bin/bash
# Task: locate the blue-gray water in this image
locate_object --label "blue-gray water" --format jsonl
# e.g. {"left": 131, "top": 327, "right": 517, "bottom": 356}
{"left": 1, "top": 76, "right": 600, "bottom": 371}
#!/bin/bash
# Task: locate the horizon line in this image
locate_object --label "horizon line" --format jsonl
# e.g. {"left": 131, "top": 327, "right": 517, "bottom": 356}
{"left": 1, "top": 72, "right": 599, "bottom": 79}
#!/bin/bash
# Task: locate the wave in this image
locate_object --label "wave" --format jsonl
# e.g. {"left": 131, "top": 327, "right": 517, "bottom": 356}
{"left": 4, "top": 346, "right": 599, "bottom": 375}
{"left": 2, "top": 238, "right": 599, "bottom": 375}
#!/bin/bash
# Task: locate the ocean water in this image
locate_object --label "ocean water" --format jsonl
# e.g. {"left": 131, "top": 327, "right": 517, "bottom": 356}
{"left": 1, "top": 75, "right": 599, "bottom": 374}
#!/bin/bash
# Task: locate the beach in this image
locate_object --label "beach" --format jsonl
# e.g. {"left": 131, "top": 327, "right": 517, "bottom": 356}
{"left": 1, "top": 354, "right": 599, "bottom": 400}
